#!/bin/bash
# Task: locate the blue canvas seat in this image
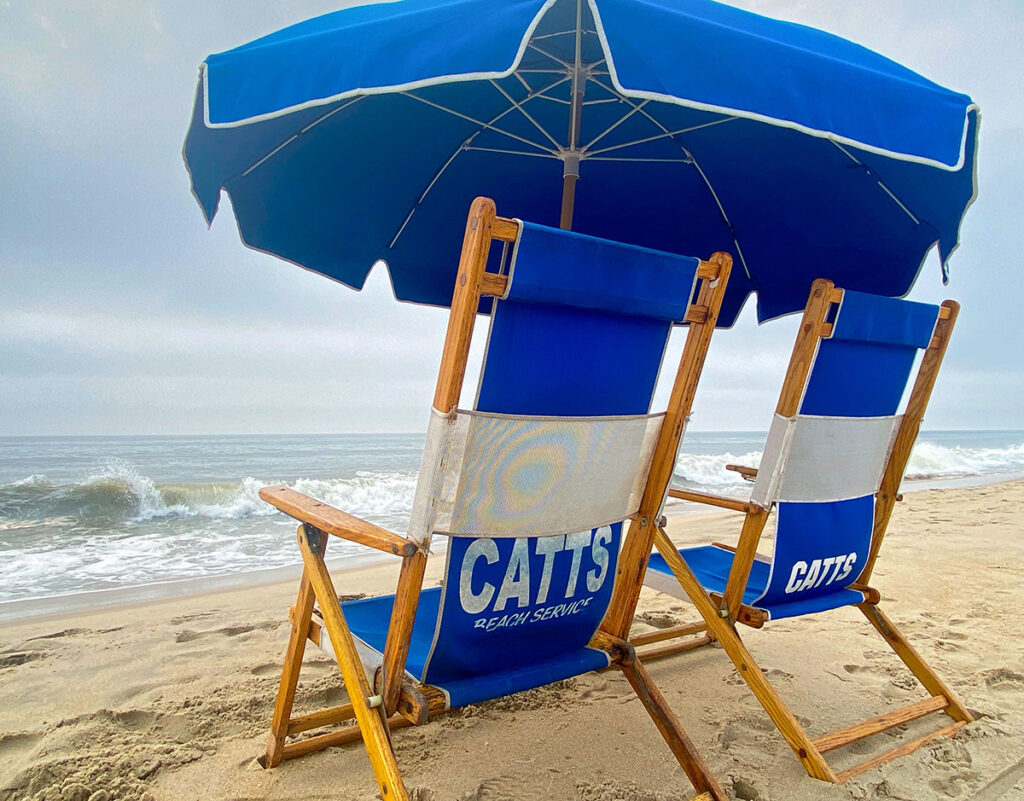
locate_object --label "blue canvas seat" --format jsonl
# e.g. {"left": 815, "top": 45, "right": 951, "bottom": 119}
{"left": 640, "top": 279, "right": 973, "bottom": 783}
{"left": 258, "top": 198, "right": 733, "bottom": 801}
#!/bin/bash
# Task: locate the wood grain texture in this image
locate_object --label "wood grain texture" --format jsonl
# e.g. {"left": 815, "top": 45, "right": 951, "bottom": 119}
{"left": 707, "top": 593, "right": 768, "bottom": 628}
{"left": 834, "top": 721, "right": 966, "bottom": 783}
{"left": 491, "top": 216, "right": 519, "bottom": 242}
{"left": 860, "top": 300, "right": 959, "bottom": 584}
{"left": 433, "top": 197, "right": 495, "bottom": 413}
{"left": 650, "top": 527, "right": 837, "bottom": 782}
{"left": 298, "top": 526, "right": 408, "bottom": 801}
{"left": 812, "top": 695, "right": 949, "bottom": 753}
{"left": 280, "top": 717, "right": 413, "bottom": 762}
{"left": 775, "top": 278, "right": 837, "bottom": 416}
{"left": 638, "top": 287, "right": 970, "bottom": 783}
{"left": 860, "top": 604, "right": 972, "bottom": 723}
{"left": 668, "top": 488, "right": 750, "bottom": 513}
{"left": 725, "top": 463, "right": 757, "bottom": 481}
{"left": 603, "top": 251, "right": 733, "bottom": 638}
{"left": 287, "top": 702, "right": 356, "bottom": 736}
{"left": 380, "top": 551, "right": 428, "bottom": 714}
{"left": 630, "top": 621, "right": 707, "bottom": 646}
{"left": 259, "top": 486, "right": 417, "bottom": 556}
{"left": 722, "top": 505, "right": 770, "bottom": 620}
{"left": 479, "top": 272, "right": 508, "bottom": 297}
{"left": 263, "top": 560, "right": 318, "bottom": 768}
{"left": 621, "top": 657, "right": 728, "bottom": 801}
{"left": 635, "top": 635, "right": 713, "bottom": 661}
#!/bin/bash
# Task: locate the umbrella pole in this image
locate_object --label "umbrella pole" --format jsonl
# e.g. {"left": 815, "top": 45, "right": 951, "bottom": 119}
{"left": 560, "top": 155, "right": 580, "bottom": 230}
{"left": 559, "top": 0, "right": 584, "bottom": 231}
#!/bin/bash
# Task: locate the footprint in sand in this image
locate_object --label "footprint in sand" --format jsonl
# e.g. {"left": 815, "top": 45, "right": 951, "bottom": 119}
{"left": 978, "top": 667, "right": 1024, "bottom": 690}
{"left": 456, "top": 775, "right": 524, "bottom": 800}
{"left": 169, "top": 611, "right": 217, "bottom": 625}
{"left": 0, "top": 650, "right": 47, "bottom": 669}
{"left": 0, "top": 731, "right": 43, "bottom": 760}
{"left": 174, "top": 620, "right": 279, "bottom": 643}
{"left": 25, "top": 627, "right": 90, "bottom": 641}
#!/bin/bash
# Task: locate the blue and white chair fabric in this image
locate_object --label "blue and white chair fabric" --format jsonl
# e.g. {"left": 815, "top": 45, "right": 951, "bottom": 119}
{"left": 319, "top": 221, "right": 701, "bottom": 708}
{"left": 646, "top": 290, "right": 942, "bottom": 621}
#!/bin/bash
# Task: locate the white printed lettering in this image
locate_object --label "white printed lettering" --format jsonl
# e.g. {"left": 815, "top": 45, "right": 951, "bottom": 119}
{"left": 587, "top": 526, "right": 612, "bottom": 592}
{"left": 837, "top": 552, "right": 857, "bottom": 582}
{"left": 784, "top": 552, "right": 858, "bottom": 594}
{"left": 494, "top": 538, "right": 531, "bottom": 611}
{"left": 798, "top": 559, "right": 822, "bottom": 592}
{"left": 564, "top": 530, "right": 591, "bottom": 597}
{"left": 460, "top": 538, "right": 499, "bottom": 614}
{"left": 785, "top": 561, "right": 808, "bottom": 593}
{"left": 534, "top": 535, "right": 565, "bottom": 604}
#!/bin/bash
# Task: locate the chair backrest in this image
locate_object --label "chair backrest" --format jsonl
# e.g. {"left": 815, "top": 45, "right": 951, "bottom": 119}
{"left": 409, "top": 218, "right": 703, "bottom": 688}
{"left": 749, "top": 284, "right": 946, "bottom": 612}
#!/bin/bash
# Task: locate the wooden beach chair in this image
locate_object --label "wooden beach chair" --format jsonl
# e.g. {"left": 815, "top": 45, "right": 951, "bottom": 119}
{"left": 257, "top": 197, "right": 733, "bottom": 801}
{"left": 641, "top": 279, "right": 971, "bottom": 783}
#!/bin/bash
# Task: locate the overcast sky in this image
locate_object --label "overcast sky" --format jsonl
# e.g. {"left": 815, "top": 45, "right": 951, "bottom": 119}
{"left": 1, "top": 0, "right": 1021, "bottom": 436}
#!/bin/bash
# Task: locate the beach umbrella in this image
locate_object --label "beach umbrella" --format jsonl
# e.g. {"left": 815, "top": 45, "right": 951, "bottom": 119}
{"left": 183, "top": 0, "right": 979, "bottom": 325}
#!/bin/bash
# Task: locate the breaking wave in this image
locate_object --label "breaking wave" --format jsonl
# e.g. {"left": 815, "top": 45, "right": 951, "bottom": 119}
{"left": 905, "top": 440, "right": 1024, "bottom": 480}
{"left": 671, "top": 439, "right": 1024, "bottom": 489}
{"left": 0, "top": 462, "right": 418, "bottom": 527}
{"left": 4, "top": 439, "right": 1024, "bottom": 529}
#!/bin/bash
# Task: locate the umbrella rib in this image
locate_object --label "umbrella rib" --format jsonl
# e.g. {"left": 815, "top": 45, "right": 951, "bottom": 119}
{"left": 583, "top": 116, "right": 736, "bottom": 156}
{"left": 585, "top": 156, "right": 694, "bottom": 162}
{"left": 513, "top": 72, "right": 533, "bottom": 93}
{"left": 531, "top": 29, "right": 576, "bottom": 41}
{"left": 238, "top": 97, "right": 362, "bottom": 178}
{"left": 490, "top": 79, "right": 563, "bottom": 148}
{"left": 388, "top": 76, "right": 571, "bottom": 249}
{"left": 532, "top": 28, "right": 598, "bottom": 40}
{"left": 402, "top": 92, "right": 560, "bottom": 155}
{"left": 832, "top": 142, "right": 921, "bottom": 224}
{"left": 588, "top": 78, "right": 753, "bottom": 280}
{"left": 581, "top": 99, "right": 649, "bottom": 151}
{"left": 464, "top": 146, "right": 560, "bottom": 159}
{"left": 684, "top": 150, "right": 753, "bottom": 281}
{"left": 528, "top": 42, "right": 573, "bottom": 70}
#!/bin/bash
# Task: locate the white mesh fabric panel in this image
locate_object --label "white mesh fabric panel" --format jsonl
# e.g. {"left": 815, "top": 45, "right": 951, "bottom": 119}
{"left": 412, "top": 409, "right": 664, "bottom": 539}
{"left": 407, "top": 408, "right": 471, "bottom": 545}
{"left": 751, "top": 413, "right": 901, "bottom": 505}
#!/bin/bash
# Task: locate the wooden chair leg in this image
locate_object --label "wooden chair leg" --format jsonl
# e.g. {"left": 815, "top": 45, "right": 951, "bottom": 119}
{"left": 859, "top": 604, "right": 973, "bottom": 723}
{"left": 263, "top": 566, "right": 317, "bottom": 768}
{"left": 652, "top": 528, "right": 838, "bottom": 782}
{"left": 298, "top": 525, "right": 409, "bottom": 801}
{"left": 620, "top": 657, "right": 728, "bottom": 801}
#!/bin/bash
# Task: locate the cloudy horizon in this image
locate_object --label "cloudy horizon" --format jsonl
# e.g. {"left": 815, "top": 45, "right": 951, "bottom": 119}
{"left": 2, "top": 0, "right": 1022, "bottom": 436}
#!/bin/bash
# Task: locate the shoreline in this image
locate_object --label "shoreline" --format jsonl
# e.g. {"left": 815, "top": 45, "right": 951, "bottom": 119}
{"left": 0, "top": 477, "right": 1021, "bottom": 799}
{"left": 3, "top": 471, "right": 1023, "bottom": 627}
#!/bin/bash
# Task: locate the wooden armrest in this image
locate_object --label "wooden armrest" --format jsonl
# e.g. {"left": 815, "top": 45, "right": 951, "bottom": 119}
{"left": 259, "top": 486, "right": 418, "bottom": 557}
{"left": 725, "top": 464, "right": 757, "bottom": 481}
{"left": 667, "top": 488, "right": 751, "bottom": 513}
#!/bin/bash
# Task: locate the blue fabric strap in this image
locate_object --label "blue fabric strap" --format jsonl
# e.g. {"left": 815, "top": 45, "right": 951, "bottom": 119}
{"left": 832, "top": 290, "right": 940, "bottom": 348}
{"left": 508, "top": 222, "right": 699, "bottom": 321}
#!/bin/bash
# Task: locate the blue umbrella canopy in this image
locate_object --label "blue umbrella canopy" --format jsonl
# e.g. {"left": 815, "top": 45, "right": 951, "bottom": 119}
{"left": 184, "top": 0, "right": 979, "bottom": 325}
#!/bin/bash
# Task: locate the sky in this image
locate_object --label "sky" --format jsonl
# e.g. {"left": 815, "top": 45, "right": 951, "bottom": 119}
{"left": 1, "top": 0, "right": 1022, "bottom": 436}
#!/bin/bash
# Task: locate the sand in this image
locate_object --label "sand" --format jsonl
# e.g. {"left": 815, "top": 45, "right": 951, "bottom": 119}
{"left": 2, "top": 479, "right": 1023, "bottom": 801}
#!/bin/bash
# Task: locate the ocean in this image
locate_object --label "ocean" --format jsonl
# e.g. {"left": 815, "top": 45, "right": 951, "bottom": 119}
{"left": 1, "top": 430, "right": 1022, "bottom": 612}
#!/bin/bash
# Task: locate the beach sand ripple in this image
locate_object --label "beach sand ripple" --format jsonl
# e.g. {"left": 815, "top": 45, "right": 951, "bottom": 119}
{"left": 1, "top": 480, "right": 1023, "bottom": 800}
